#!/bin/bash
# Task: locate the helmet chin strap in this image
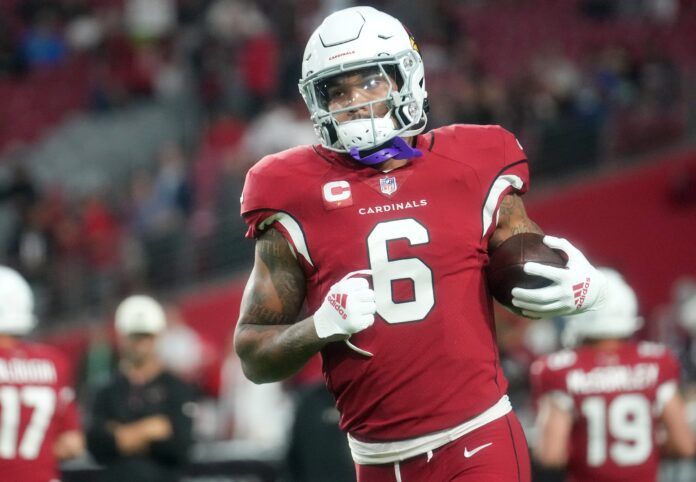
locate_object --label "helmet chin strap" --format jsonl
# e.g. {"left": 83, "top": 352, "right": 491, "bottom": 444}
{"left": 349, "top": 136, "right": 422, "bottom": 166}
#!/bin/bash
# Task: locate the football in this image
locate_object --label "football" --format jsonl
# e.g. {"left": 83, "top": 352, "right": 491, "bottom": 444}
{"left": 486, "top": 233, "right": 566, "bottom": 311}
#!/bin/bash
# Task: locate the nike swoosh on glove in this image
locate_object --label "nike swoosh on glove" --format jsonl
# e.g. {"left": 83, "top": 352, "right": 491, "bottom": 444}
{"left": 313, "top": 277, "right": 376, "bottom": 338}
{"left": 511, "top": 235, "right": 607, "bottom": 318}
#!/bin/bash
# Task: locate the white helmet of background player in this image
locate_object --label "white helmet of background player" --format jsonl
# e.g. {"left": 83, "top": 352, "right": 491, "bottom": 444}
{"left": 562, "top": 268, "right": 642, "bottom": 347}
{"left": 299, "top": 6, "right": 427, "bottom": 156}
{"left": 0, "top": 266, "right": 36, "bottom": 335}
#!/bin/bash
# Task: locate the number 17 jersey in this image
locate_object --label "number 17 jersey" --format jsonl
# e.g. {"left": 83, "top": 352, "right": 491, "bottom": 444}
{"left": 0, "top": 342, "right": 81, "bottom": 482}
{"left": 241, "top": 124, "right": 529, "bottom": 442}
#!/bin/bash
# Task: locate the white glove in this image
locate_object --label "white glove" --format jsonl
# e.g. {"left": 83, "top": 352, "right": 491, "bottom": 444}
{"left": 313, "top": 277, "right": 376, "bottom": 339}
{"left": 511, "top": 236, "right": 607, "bottom": 318}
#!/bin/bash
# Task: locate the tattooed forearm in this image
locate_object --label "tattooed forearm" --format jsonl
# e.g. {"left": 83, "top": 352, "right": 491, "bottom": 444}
{"left": 498, "top": 194, "right": 516, "bottom": 219}
{"left": 241, "top": 304, "right": 289, "bottom": 326}
{"left": 489, "top": 194, "right": 544, "bottom": 249}
{"left": 510, "top": 217, "right": 543, "bottom": 236}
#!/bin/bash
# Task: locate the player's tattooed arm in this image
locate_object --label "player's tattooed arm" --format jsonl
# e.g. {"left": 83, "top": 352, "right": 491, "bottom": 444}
{"left": 241, "top": 228, "right": 306, "bottom": 326}
{"left": 234, "top": 228, "right": 335, "bottom": 383}
{"left": 489, "top": 193, "right": 544, "bottom": 250}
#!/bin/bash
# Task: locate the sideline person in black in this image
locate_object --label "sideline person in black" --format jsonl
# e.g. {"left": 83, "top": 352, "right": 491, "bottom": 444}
{"left": 87, "top": 295, "right": 195, "bottom": 482}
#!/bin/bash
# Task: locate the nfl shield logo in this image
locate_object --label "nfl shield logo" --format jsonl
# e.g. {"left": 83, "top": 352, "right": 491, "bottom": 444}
{"left": 379, "top": 177, "right": 398, "bottom": 196}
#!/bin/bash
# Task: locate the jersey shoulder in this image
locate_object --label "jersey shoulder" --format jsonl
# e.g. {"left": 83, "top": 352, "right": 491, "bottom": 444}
{"left": 635, "top": 341, "right": 670, "bottom": 359}
{"left": 634, "top": 341, "right": 681, "bottom": 378}
{"left": 18, "top": 342, "right": 68, "bottom": 364}
{"left": 247, "top": 145, "right": 320, "bottom": 178}
{"left": 530, "top": 349, "right": 579, "bottom": 395}
{"left": 431, "top": 123, "right": 505, "bottom": 145}
{"left": 241, "top": 145, "right": 327, "bottom": 215}
{"left": 29, "top": 343, "right": 73, "bottom": 382}
{"left": 429, "top": 124, "right": 527, "bottom": 165}
{"left": 532, "top": 349, "right": 580, "bottom": 376}
{"left": 428, "top": 124, "right": 529, "bottom": 199}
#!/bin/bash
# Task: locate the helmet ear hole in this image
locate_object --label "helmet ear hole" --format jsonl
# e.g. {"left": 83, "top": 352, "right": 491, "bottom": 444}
{"left": 401, "top": 103, "right": 418, "bottom": 123}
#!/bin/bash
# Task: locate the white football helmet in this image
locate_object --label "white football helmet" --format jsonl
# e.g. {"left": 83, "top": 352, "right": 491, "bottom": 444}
{"left": 0, "top": 266, "right": 36, "bottom": 335}
{"left": 562, "top": 268, "right": 642, "bottom": 347}
{"left": 298, "top": 6, "right": 427, "bottom": 154}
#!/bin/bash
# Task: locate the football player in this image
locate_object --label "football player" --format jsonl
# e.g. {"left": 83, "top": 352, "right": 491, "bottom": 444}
{"left": 0, "top": 266, "right": 85, "bottom": 482}
{"left": 531, "top": 268, "right": 695, "bottom": 482}
{"left": 234, "top": 6, "right": 607, "bottom": 481}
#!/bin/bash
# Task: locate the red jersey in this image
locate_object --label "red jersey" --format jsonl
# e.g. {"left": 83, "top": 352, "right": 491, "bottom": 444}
{"left": 530, "top": 342, "right": 680, "bottom": 482}
{"left": 0, "top": 341, "right": 81, "bottom": 482}
{"left": 241, "top": 124, "right": 529, "bottom": 441}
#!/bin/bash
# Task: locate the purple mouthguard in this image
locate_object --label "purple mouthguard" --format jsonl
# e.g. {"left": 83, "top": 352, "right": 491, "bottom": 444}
{"left": 349, "top": 136, "right": 422, "bottom": 165}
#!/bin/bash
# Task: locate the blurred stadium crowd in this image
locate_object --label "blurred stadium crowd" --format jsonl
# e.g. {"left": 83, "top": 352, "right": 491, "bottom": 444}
{"left": 1, "top": 0, "right": 693, "bottom": 319}
{"left": 0, "top": 0, "right": 695, "bottom": 480}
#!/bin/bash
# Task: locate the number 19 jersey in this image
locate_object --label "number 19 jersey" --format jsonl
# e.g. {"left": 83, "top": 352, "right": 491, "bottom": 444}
{"left": 0, "top": 342, "right": 81, "bottom": 482}
{"left": 241, "top": 124, "right": 529, "bottom": 442}
{"left": 530, "top": 342, "right": 680, "bottom": 482}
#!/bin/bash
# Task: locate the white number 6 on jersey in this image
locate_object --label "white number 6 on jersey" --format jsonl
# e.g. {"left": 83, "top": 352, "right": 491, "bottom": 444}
{"left": 367, "top": 219, "right": 435, "bottom": 324}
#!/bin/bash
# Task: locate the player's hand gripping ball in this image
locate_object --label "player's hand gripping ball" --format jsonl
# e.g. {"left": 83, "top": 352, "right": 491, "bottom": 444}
{"left": 488, "top": 234, "right": 607, "bottom": 318}
{"left": 486, "top": 233, "right": 566, "bottom": 316}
